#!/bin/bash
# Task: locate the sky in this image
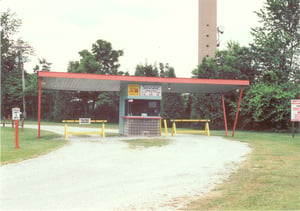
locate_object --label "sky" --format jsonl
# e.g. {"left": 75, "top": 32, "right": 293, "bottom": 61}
{"left": 1, "top": 0, "right": 264, "bottom": 78}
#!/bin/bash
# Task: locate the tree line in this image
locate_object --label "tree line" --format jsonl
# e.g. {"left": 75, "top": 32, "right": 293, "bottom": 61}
{"left": 1, "top": 0, "right": 299, "bottom": 131}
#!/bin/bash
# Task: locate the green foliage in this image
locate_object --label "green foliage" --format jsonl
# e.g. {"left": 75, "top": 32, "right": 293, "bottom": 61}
{"left": 68, "top": 39, "right": 124, "bottom": 75}
{"left": 24, "top": 73, "right": 38, "bottom": 118}
{"left": 251, "top": 0, "right": 300, "bottom": 83}
{"left": 242, "top": 82, "right": 300, "bottom": 129}
{"left": 94, "top": 92, "right": 119, "bottom": 122}
{"left": 65, "top": 39, "right": 124, "bottom": 121}
{"left": 92, "top": 39, "right": 124, "bottom": 75}
{"left": 1, "top": 10, "right": 22, "bottom": 117}
{"left": 161, "top": 93, "right": 186, "bottom": 120}
{"left": 192, "top": 42, "right": 256, "bottom": 81}
{"left": 135, "top": 63, "right": 159, "bottom": 77}
{"left": 1, "top": 10, "right": 34, "bottom": 119}
{"left": 68, "top": 50, "right": 102, "bottom": 74}
{"left": 190, "top": 93, "right": 225, "bottom": 129}
{"left": 191, "top": 43, "right": 255, "bottom": 129}
{"left": 1, "top": 10, "right": 22, "bottom": 76}
{"left": 240, "top": 0, "right": 300, "bottom": 130}
{"left": 2, "top": 69, "right": 23, "bottom": 115}
{"left": 33, "top": 58, "right": 52, "bottom": 72}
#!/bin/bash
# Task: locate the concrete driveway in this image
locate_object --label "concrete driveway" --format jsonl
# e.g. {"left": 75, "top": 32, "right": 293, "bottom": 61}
{"left": 0, "top": 126, "right": 251, "bottom": 210}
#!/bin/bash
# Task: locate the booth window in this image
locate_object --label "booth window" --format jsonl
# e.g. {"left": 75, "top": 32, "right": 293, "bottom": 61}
{"left": 125, "top": 99, "right": 160, "bottom": 116}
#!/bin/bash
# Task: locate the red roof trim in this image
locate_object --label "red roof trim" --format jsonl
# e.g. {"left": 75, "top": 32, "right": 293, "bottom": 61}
{"left": 38, "top": 71, "right": 250, "bottom": 86}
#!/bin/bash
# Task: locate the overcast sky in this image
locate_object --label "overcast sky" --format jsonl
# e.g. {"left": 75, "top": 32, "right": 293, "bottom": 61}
{"left": 1, "top": 0, "right": 264, "bottom": 77}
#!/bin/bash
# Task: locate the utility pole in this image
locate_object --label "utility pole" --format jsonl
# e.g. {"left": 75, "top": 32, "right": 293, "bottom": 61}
{"left": 12, "top": 45, "right": 30, "bottom": 119}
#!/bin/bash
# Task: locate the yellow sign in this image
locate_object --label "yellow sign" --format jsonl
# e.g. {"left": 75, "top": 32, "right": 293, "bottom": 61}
{"left": 128, "top": 84, "right": 140, "bottom": 96}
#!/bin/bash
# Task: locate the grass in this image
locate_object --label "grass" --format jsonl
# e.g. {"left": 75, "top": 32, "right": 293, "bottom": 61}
{"left": 1, "top": 127, "right": 67, "bottom": 165}
{"left": 122, "top": 138, "right": 171, "bottom": 149}
{"left": 183, "top": 131, "right": 300, "bottom": 210}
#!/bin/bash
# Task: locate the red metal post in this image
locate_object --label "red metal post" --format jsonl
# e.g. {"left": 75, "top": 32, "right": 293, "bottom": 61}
{"left": 38, "top": 78, "right": 42, "bottom": 139}
{"left": 15, "top": 120, "right": 19, "bottom": 149}
{"left": 222, "top": 94, "right": 228, "bottom": 137}
{"left": 232, "top": 87, "right": 244, "bottom": 137}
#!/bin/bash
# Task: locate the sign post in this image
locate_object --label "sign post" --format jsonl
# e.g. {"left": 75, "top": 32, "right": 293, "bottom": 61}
{"left": 291, "top": 99, "right": 300, "bottom": 138}
{"left": 12, "top": 107, "right": 20, "bottom": 149}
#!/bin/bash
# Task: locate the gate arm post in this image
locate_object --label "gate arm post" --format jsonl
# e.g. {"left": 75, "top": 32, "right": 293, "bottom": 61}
{"left": 232, "top": 87, "right": 244, "bottom": 137}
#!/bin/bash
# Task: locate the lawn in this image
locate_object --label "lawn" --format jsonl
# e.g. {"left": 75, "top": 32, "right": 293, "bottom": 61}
{"left": 1, "top": 127, "right": 67, "bottom": 165}
{"left": 183, "top": 131, "right": 300, "bottom": 210}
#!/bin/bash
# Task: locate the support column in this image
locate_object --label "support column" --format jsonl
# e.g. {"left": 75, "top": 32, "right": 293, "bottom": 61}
{"left": 232, "top": 87, "right": 243, "bottom": 137}
{"left": 38, "top": 77, "right": 42, "bottom": 139}
{"left": 222, "top": 94, "right": 228, "bottom": 136}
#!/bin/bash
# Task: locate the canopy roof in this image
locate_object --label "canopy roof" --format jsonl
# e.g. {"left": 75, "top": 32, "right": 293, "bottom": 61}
{"left": 38, "top": 71, "right": 249, "bottom": 93}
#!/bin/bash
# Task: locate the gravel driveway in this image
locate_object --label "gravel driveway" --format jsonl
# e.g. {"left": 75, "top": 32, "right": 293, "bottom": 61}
{"left": 0, "top": 126, "right": 251, "bottom": 210}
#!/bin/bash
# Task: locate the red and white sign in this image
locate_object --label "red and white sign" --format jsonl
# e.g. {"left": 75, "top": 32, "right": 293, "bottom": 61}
{"left": 291, "top": 99, "right": 300, "bottom": 122}
{"left": 12, "top": 107, "right": 20, "bottom": 120}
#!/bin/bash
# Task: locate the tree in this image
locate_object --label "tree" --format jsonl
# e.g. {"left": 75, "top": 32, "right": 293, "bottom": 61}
{"left": 241, "top": 0, "right": 300, "bottom": 129}
{"left": 92, "top": 39, "right": 124, "bottom": 75}
{"left": 67, "top": 39, "right": 124, "bottom": 120}
{"left": 250, "top": 0, "right": 300, "bottom": 83}
{"left": 2, "top": 69, "right": 23, "bottom": 115}
{"left": 1, "top": 10, "right": 33, "bottom": 118}
{"left": 135, "top": 62, "right": 159, "bottom": 77}
{"left": 191, "top": 42, "right": 256, "bottom": 129}
{"left": 33, "top": 58, "right": 52, "bottom": 72}
{"left": 241, "top": 82, "right": 300, "bottom": 130}
{"left": 192, "top": 42, "right": 256, "bottom": 81}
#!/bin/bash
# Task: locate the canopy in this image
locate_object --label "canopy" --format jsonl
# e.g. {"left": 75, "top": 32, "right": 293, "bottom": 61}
{"left": 38, "top": 71, "right": 249, "bottom": 93}
{"left": 37, "top": 71, "right": 250, "bottom": 138}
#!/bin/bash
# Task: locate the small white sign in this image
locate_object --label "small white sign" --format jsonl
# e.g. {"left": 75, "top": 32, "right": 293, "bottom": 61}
{"left": 79, "top": 118, "right": 91, "bottom": 124}
{"left": 12, "top": 107, "right": 21, "bottom": 120}
{"left": 140, "top": 85, "right": 161, "bottom": 97}
{"left": 291, "top": 99, "right": 300, "bottom": 122}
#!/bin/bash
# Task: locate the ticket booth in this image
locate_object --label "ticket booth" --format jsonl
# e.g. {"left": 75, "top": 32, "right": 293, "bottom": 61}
{"left": 119, "top": 83, "right": 162, "bottom": 136}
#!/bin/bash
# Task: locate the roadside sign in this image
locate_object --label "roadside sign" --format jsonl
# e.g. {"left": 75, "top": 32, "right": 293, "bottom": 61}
{"left": 291, "top": 99, "right": 300, "bottom": 122}
{"left": 79, "top": 118, "right": 91, "bottom": 125}
{"left": 12, "top": 107, "right": 20, "bottom": 149}
{"left": 12, "top": 107, "right": 21, "bottom": 120}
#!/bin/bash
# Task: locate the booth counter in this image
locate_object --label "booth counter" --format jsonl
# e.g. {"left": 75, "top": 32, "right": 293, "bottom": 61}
{"left": 122, "top": 116, "right": 162, "bottom": 136}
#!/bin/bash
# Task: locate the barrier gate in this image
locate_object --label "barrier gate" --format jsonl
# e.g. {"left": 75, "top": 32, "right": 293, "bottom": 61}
{"left": 62, "top": 119, "right": 107, "bottom": 139}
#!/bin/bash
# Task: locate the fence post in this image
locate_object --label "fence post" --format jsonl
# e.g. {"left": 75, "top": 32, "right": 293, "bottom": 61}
{"left": 164, "top": 119, "right": 168, "bottom": 137}
{"left": 64, "top": 124, "right": 68, "bottom": 139}
{"left": 205, "top": 121, "right": 210, "bottom": 136}
{"left": 172, "top": 121, "right": 177, "bottom": 136}
{"left": 101, "top": 122, "right": 105, "bottom": 138}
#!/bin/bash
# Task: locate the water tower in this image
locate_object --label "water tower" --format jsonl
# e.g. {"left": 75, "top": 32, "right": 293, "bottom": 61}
{"left": 198, "top": 0, "right": 217, "bottom": 64}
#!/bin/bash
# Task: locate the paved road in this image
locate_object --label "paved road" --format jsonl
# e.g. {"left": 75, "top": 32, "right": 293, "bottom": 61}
{"left": 0, "top": 126, "right": 251, "bottom": 210}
